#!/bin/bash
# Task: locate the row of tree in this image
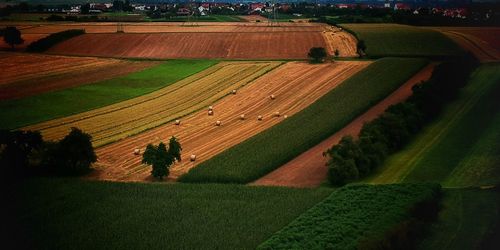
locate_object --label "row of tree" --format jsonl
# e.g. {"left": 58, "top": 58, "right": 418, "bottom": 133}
{"left": 0, "top": 128, "right": 96, "bottom": 179}
{"left": 142, "top": 137, "right": 182, "bottom": 180}
{"left": 325, "top": 54, "right": 479, "bottom": 186}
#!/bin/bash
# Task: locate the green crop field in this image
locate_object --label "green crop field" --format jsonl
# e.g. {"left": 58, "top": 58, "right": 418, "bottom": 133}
{"left": 259, "top": 183, "right": 441, "bottom": 249}
{"left": 418, "top": 187, "right": 500, "bottom": 250}
{"left": 7, "top": 178, "right": 332, "bottom": 249}
{"left": 0, "top": 60, "right": 217, "bottom": 129}
{"left": 339, "top": 23, "right": 464, "bottom": 58}
{"left": 179, "top": 58, "right": 428, "bottom": 184}
{"left": 364, "top": 63, "right": 500, "bottom": 187}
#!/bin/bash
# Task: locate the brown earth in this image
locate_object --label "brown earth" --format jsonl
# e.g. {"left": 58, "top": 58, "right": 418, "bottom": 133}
{"left": 91, "top": 61, "right": 370, "bottom": 182}
{"left": 46, "top": 32, "right": 328, "bottom": 59}
{"left": 251, "top": 63, "right": 436, "bottom": 188}
{"left": 430, "top": 27, "right": 500, "bottom": 62}
{"left": 0, "top": 52, "right": 158, "bottom": 100}
{"left": 0, "top": 52, "right": 158, "bottom": 99}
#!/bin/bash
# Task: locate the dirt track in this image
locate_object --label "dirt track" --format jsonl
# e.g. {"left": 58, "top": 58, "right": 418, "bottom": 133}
{"left": 251, "top": 63, "right": 435, "bottom": 188}
{"left": 0, "top": 52, "right": 158, "bottom": 100}
{"left": 47, "top": 32, "right": 328, "bottom": 59}
{"left": 91, "top": 61, "right": 370, "bottom": 182}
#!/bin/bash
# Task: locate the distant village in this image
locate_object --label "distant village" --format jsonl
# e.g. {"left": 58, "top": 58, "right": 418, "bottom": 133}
{"left": 0, "top": 1, "right": 476, "bottom": 20}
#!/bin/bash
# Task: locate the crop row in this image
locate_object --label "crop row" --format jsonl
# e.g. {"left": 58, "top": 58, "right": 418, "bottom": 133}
{"left": 179, "top": 57, "right": 428, "bottom": 183}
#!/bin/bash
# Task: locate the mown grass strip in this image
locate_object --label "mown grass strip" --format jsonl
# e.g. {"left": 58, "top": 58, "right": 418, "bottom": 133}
{"left": 339, "top": 23, "right": 464, "bottom": 59}
{"left": 8, "top": 178, "right": 332, "bottom": 250}
{"left": 258, "top": 183, "right": 441, "bottom": 249}
{"left": 0, "top": 59, "right": 217, "bottom": 129}
{"left": 179, "top": 58, "right": 428, "bottom": 184}
{"left": 364, "top": 63, "right": 500, "bottom": 186}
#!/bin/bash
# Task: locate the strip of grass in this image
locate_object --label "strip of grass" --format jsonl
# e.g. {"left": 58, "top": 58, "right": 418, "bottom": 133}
{"left": 7, "top": 178, "right": 332, "bottom": 250}
{"left": 339, "top": 23, "right": 464, "bottom": 58}
{"left": 258, "top": 183, "right": 441, "bottom": 249}
{"left": 179, "top": 58, "right": 428, "bottom": 184}
{"left": 418, "top": 187, "right": 500, "bottom": 250}
{"left": 364, "top": 63, "right": 500, "bottom": 186}
{"left": 0, "top": 59, "right": 217, "bottom": 129}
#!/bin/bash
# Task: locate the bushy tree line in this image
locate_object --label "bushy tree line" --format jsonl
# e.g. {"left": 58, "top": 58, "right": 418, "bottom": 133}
{"left": 325, "top": 54, "right": 479, "bottom": 186}
{"left": 27, "top": 29, "right": 85, "bottom": 52}
{"left": 0, "top": 128, "right": 96, "bottom": 179}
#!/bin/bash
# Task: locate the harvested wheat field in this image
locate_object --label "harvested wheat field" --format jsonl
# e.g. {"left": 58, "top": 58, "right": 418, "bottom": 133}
{"left": 251, "top": 63, "right": 436, "bottom": 188}
{"left": 0, "top": 52, "right": 158, "bottom": 100}
{"left": 23, "top": 61, "right": 281, "bottom": 146}
{"left": 92, "top": 61, "right": 370, "bottom": 181}
{"left": 47, "top": 32, "right": 328, "bottom": 59}
{"left": 322, "top": 26, "right": 358, "bottom": 57}
{"left": 430, "top": 27, "right": 500, "bottom": 62}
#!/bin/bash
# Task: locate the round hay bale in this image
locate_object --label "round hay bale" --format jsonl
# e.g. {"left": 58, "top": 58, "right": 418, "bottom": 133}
{"left": 215, "top": 120, "right": 222, "bottom": 126}
{"left": 133, "top": 148, "right": 141, "bottom": 155}
{"left": 270, "top": 94, "right": 276, "bottom": 100}
{"left": 175, "top": 119, "right": 181, "bottom": 125}
{"left": 208, "top": 106, "right": 213, "bottom": 111}
{"left": 231, "top": 89, "right": 237, "bottom": 95}
{"left": 208, "top": 110, "right": 214, "bottom": 116}
{"left": 240, "top": 114, "right": 245, "bottom": 120}
{"left": 257, "top": 115, "right": 263, "bottom": 121}
{"left": 190, "top": 154, "right": 196, "bottom": 162}
{"left": 283, "top": 115, "right": 288, "bottom": 119}
{"left": 274, "top": 111, "right": 280, "bottom": 117}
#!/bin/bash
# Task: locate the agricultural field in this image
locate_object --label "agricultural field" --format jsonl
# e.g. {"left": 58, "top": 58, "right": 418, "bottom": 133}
{"left": 0, "top": 52, "right": 158, "bottom": 100}
{"left": 429, "top": 27, "right": 500, "bottom": 62}
{"left": 22, "top": 61, "right": 280, "bottom": 147}
{"left": 253, "top": 63, "right": 436, "bottom": 188}
{"left": 0, "top": 59, "right": 217, "bottom": 129}
{"left": 47, "top": 32, "right": 327, "bottom": 59}
{"left": 339, "top": 23, "right": 464, "bottom": 58}
{"left": 417, "top": 187, "right": 500, "bottom": 250}
{"left": 93, "top": 61, "right": 369, "bottom": 181}
{"left": 364, "top": 63, "right": 500, "bottom": 187}
{"left": 259, "top": 183, "right": 441, "bottom": 249}
{"left": 179, "top": 58, "right": 428, "bottom": 184}
{"left": 7, "top": 178, "right": 332, "bottom": 249}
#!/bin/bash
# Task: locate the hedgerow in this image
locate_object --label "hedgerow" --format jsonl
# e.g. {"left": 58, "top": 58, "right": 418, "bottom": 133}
{"left": 26, "top": 29, "right": 85, "bottom": 52}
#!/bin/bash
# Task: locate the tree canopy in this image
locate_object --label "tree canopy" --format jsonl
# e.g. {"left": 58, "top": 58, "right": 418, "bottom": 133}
{"left": 3, "top": 26, "right": 23, "bottom": 49}
{"left": 308, "top": 47, "right": 328, "bottom": 63}
{"left": 142, "top": 136, "right": 182, "bottom": 180}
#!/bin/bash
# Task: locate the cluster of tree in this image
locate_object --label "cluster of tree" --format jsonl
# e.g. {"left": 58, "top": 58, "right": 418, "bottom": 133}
{"left": 142, "top": 137, "right": 182, "bottom": 180}
{"left": 325, "top": 54, "right": 479, "bottom": 186}
{"left": 0, "top": 128, "right": 96, "bottom": 179}
{"left": 27, "top": 29, "right": 85, "bottom": 52}
{"left": 2, "top": 26, "right": 24, "bottom": 49}
{"left": 308, "top": 47, "right": 328, "bottom": 63}
{"left": 45, "top": 14, "right": 104, "bottom": 22}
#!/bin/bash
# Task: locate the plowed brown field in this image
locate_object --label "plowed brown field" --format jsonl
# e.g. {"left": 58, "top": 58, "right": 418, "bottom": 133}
{"left": 91, "top": 61, "right": 370, "bottom": 182}
{"left": 46, "top": 32, "right": 328, "bottom": 59}
{"left": 430, "top": 27, "right": 500, "bottom": 62}
{"left": 251, "top": 63, "right": 435, "bottom": 188}
{"left": 0, "top": 52, "right": 157, "bottom": 100}
{"left": 23, "top": 61, "right": 281, "bottom": 147}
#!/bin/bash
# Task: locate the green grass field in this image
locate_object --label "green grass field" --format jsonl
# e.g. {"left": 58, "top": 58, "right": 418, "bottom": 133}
{"left": 339, "top": 23, "right": 464, "bottom": 58}
{"left": 0, "top": 60, "right": 217, "bottom": 129}
{"left": 8, "top": 178, "right": 332, "bottom": 249}
{"left": 418, "top": 187, "right": 500, "bottom": 250}
{"left": 364, "top": 63, "right": 500, "bottom": 187}
{"left": 179, "top": 58, "right": 428, "bottom": 184}
{"left": 259, "top": 183, "right": 441, "bottom": 249}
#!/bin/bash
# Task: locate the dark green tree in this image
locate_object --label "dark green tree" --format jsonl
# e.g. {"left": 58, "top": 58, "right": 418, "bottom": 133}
{"left": 53, "top": 127, "right": 96, "bottom": 175}
{"left": 3, "top": 26, "right": 24, "bottom": 49}
{"left": 81, "top": 3, "right": 90, "bottom": 15}
{"left": 308, "top": 47, "right": 328, "bottom": 63}
{"left": 327, "top": 153, "right": 359, "bottom": 186}
{"left": 143, "top": 137, "right": 182, "bottom": 180}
